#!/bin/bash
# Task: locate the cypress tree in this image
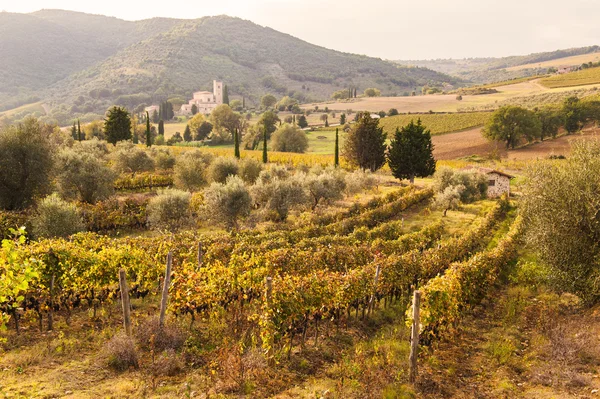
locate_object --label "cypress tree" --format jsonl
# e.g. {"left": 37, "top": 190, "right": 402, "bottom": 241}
{"left": 146, "top": 111, "right": 152, "bottom": 147}
{"left": 158, "top": 120, "right": 164, "bottom": 136}
{"left": 184, "top": 125, "right": 192, "bottom": 142}
{"left": 334, "top": 128, "right": 339, "bottom": 167}
{"left": 234, "top": 128, "right": 240, "bottom": 159}
{"left": 342, "top": 112, "right": 386, "bottom": 172}
{"left": 71, "top": 122, "right": 77, "bottom": 140}
{"left": 104, "top": 106, "right": 132, "bottom": 145}
{"left": 387, "top": 119, "right": 436, "bottom": 184}
{"left": 77, "top": 119, "right": 82, "bottom": 141}
{"left": 242, "top": 97, "right": 245, "bottom": 109}
{"left": 223, "top": 85, "right": 229, "bottom": 105}
{"left": 262, "top": 126, "right": 268, "bottom": 164}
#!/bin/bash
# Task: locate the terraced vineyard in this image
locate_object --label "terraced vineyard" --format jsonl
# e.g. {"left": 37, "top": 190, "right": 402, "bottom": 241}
{"left": 540, "top": 66, "right": 600, "bottom": 88}
{"left": 379, "top": 111, "right": 493, "bottom": 136}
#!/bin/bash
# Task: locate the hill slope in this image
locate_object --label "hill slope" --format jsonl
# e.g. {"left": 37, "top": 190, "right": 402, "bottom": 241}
{"left": 398, "top": 46, "right": 600, "bottom": 84}
{"left": 0, "top": 10, "right": 461, "bottom": 125}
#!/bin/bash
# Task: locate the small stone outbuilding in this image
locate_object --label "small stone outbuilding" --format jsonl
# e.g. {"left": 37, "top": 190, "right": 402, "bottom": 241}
{"left": 480, "top": 168, "right": 514, "bottom": 198}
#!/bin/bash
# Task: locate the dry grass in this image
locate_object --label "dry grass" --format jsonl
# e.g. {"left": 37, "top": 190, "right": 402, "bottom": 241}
{"left": 506, "top": 52, "right": 600, "bottom": 72}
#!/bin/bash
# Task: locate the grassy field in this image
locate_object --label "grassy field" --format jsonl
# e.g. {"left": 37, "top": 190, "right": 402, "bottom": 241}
{"left": 0, "top": 102, "right": 46, "bottom": 118}
{"left": 540, "top": 66, "right": 600, "bottom": 88}
{"left": 379, "top": 112, "right": 492, "bottom": 136}
{"left": 506, "top": 51, "right": 600, "bottom": 71}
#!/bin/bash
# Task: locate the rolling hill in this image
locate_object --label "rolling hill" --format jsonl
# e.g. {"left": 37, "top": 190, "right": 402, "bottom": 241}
{"left": 0, "top": 10, "right": 462, "bottom": 125}
{"left": 397, "top": 46, "right": 600, "bottom": 84}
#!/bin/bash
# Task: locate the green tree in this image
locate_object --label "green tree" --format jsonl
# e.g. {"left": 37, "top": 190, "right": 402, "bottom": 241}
{"left": 31, "top": 193, "right": 84, "bottom": 238}
{"left": 261, "top": 94, "right": 277, "bottom": 109}
{"left": 77, "top": 119, "right": 82, "bottom": 142}
{"left": 257, "top": 110, "right": 280, "bottom": 139}
{"left": 0, "top": 118, "right": 53, "bottom": 209}
{"left": 223, "top": 85, "right": 229, "bottom": 105}
{"left": 482, "top": 106, "right": 541, "bottom": 149}
{"left": 340, "top": 113, "right": 346, "bottom": 125}
{"left": 562, "top": 96, "right": 584, "bottom": 134}
{"left": 334, "top": 128, "right": 340, "bottom": 167}
{"left": 104, "top": 106, "right": 132, "bottom": 145}
{"left": 536, "top": 107, "right": 562, "bottom": 140}
{"left": 298, "top": 115, "right": 308, "bottom": 128}
{"left": 184, "top": 125, "right": 192, "bottom": 142}
{"left": 271, "top": 124, "right": 308, "bottom": 153}
{"left": 198, "top": 121, "right": 213, "bottom": 140}
{"left": 342, "top": 112, "right": 387, "bottom": 172}
{"left": 210, "top": 104, "right": 242, "bottom": 140}
{"left": 152, "top": 109, "right": 159, "bottom": 123}
{"left": 387, "top": 119, "right": 436, "bottom": 184}
{"left": 364, "top": 88, "right": 381, "bottom": 97}
{"left": 388, "top": 108, "right": 399, "bottom": 116}
{"left": 262, "top": 126, "right": 268, "bottom": 164}
{"left": 234, "top": 128, "right": 241, "bottom": 159}
{"left": 145, "top": 111, "right": 152, "bottom": 147}
{"left": 71, "top": 122, "right": 77, "bottom": 140}
{"left": 158, "top": 120, "right": 165, "bottom": 137}
{"left": 191, "top": 104, "right": 198, "bottom": 115}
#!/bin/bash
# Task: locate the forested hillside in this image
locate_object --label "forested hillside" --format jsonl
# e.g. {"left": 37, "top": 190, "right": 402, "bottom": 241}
{"left": 0, "top": 11, "right": 461, "bottom": 125}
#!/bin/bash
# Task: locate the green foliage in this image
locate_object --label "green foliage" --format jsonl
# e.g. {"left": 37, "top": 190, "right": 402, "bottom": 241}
{"left": 203, "top": 176, "right": 251, "bottom": 230}
{"left": 173, "top": 150, "right": 211, "bottom": 191}
{"left": 151, "top": 148, "right": 176, "bottom": 170}
{"left": 0, "top": 118, "right": 53, "bottom": 210}
{"left": 387, "top": 119, "right": 436, "bottom": 183}
{"left": 262, "top": 127, "right": 268, "bottom": 164}
{"left": 297, "top": 115, "right": 308, "bottom": 129}
{"left": 364, "top": 88, "right": 381, "bottom": 97}
{"left": 239, "top": 158, "right": 263, "bottom": 184}
{"left": 210, "top": 105, "right": 241, "bottom": 140}
{"left": 158, "top": 120, "right": 165, "bottom": 136}
{"left": 31, "top": 194, "right": 84, "bottom": 238}
{"left": 234, "top": 128, "right": 240, "bottom": 159}
{"left": 104, "top": 106, "right": 132, "bottom": 145}
{"left": 562, "top": 96, "right": 584, "bottom": 133}
{"left": 433, "top": 166, "right": 488, "bottom": 204}
{"left": 183, "top": 125, "right": 192, "bottom": 142}
{"left": 342, "top": 113, "right": 387, "bottom": 172}
{"left": 334, "top": 128, "right": 339, "bottom": 167}
{"left": 303, "top": 169, "right": 346, "bottom": 210}
{"left": 146, "top": 111, "right": 152, "bottom": 147}
{"left": 251, "top": 175, "right": 306, "bottom": 221}
{"left": 379, "top": 112, "right": 492, "bottom": 136}
{"left": 483, "top": 106, "right": 541, "bottom": 149}
{"left": 111, "top": 142, "right": 155, "bottom": 173}
{"left": 208, "top": 157, "right": 239, "bottom": 183}
{"left": 147, "top": 188, "right": 191, "bottom": 232}
{"left": 522, "top": 141, "right": 600, "bottom": 303}
{"left": 55, "top": 147, "right": 115, "bottom": 203}
{"left": 261, "top": 94, "right": 277, "bottom": 109}
{"left": 535, "top": 106, "right": 562, "bottom": 140}
{"left": 271, "top": 124, "right": 308, "bottom": 153}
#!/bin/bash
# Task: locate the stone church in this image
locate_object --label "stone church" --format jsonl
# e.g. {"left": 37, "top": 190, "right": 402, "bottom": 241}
{"left": 180, "top": 80, "right": 224, "bottom": 115}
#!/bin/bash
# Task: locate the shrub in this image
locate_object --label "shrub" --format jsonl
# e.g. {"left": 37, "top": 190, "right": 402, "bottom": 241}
{"left": 432, "top": 184, "right": 464, "bottom": 216}
{"left": 433, "top": 167, "right": 487, "bottom": 203}
{"left": 257, "top": 164, "right": 290, "bottom": 184}
{"left": 135, "top": 317, "right": 186, "bottom": 352}
{"left": 55, "top": 147, "right": 115, "bottom": 203}
{"left": 208, "top": 157, "right": 239, "bottom": 183}
{"left": 270, "top": 124, "right": 309, "bottom": 153}
{"left": 0, "top": 118, "right": 53, "bottom": 210}
{"left": 251, "top": 175, "right": 307, "bottom": 221}
{"left": 111, "top": 143, "right": 155, "bottom": 173}
{"left": 345, "top": 169, "right": 378, "bottom": 195}
{"left": 239, "top": 158, "right": 263, "bottom": 184}
{"left": 102, "top": 333, "right": 139, "bottom": 371}
{"left": 31, "top": 193, "right": 84, "bottom": 238}
{"left": 203, "top": 176, "right": 251, "bottom": 230}
{"left": 152, "top": 148, "right": 176, "bottom": 170}
{"left": 73, "top": 137, "right": 109, "bottom": 158}
{"left": 303, "top": 170, "right": 346, "bottom": 210}
{"left": 155, "top": 135, "right": 165, "bottom": 145}
{"left": 147, "top": 189, "right": 191, "bottom": 231}
{"left": 174, "top": 150, "right": 211, "bottom": 191}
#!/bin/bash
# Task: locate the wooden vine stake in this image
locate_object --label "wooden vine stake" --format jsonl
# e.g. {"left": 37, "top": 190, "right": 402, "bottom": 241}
{"left": 48, "top": 274, "right": 55, "bottom": 331}
{"left": 159, "top": 251, "right": 173, "bottom": 327}
{"left": 119, "top": 269, "right": 132, "bottom": 336}
{"left": 409, "top": 290, "right": 421, "bottom": 384}
{"left": 367, "top": 264, "right": 381, "bottom": 316}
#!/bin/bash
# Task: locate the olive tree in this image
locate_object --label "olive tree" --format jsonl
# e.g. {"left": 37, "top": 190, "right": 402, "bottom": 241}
{"left": 111, "top": 142, "right": 155, "bottom": 173}
{"left": 208, "top": 157, "right": 239, "bottom": 183}
{"left": 251, "top": 175, "right": 307, "bottom": 221}
{"left": 31, "top": 193, "right": 84, "bottom": 238}
{"left": 55, "top": 147, "right": 116, "bottom": 203}
{"left": 522, "top": 140, "right": 600, "bottom": 303}
{"left": 203, "top": 176, "right": 251, "bottom": 230}
{"left": 174, "top": 150, "right": 212, "bottom": 191}
{"left": 303, "top": 170, "right": 346, "bottom": 210}
{"left": 147, "top": 189, "right": 191, "bottom": 232}
{"left": 271, "top": 124, "right": 308, "bottom": 153}
{"left": 0, "top": 118, "right": 53, "bottom": 210}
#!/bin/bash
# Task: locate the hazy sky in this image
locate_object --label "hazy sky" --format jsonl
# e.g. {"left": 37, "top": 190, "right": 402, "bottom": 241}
{"left": 2, "top": 0, "right": 599, "bottom": 60}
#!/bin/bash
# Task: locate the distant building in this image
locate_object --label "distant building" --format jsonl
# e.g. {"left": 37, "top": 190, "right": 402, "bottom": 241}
{"left": 180, "top": 80, "right": 224, "bottom": 115}
{"left": 557, "top": 66, "right": 578, "bottom": 74}
{"left": 144, "top": 105, "right": 160, "bottom": 116}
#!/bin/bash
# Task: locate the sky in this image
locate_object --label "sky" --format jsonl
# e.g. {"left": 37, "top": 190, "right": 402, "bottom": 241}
{"left": 2, "top": 0, "right": 600, "bottom": 60}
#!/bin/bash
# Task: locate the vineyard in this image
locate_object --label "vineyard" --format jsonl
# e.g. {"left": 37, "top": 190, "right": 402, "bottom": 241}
{"left": 540, "top": 66, "right": 600, "bottom": 88}
{"left": 378, "top": 112, "right": 493, "bottom": 137}
{"left": 0, "top": 182, "right": 522, "bottom": 397}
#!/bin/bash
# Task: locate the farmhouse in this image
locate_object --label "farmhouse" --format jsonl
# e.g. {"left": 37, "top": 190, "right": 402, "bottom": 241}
{"left": 144, "top": 105, "right": 159, "bottom": 116}
{"left": 180, "top": 80, "right": 224, "bottom": 115}
{"left": 480, "top": 168, "right": 514, "bottom": 198}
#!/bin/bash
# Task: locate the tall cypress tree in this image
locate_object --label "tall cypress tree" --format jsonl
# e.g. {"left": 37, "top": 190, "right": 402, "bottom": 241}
{"left": 334, "top": 128, "right": 339, "bottom": 167}
{"left": 158, "top": 120, "right": 164, "bottom": 136}
{"left": 342, "top": 112, "right": 386, "bottom": 172}
{"left": 77, "top": 119, "right": 82, "bottom": 141}
{"left": 223, "top": 85, "right": 229, "bottom": 105}
{"left": 242, "top": 96, "right": 245, "bottom": 109}
{"left": 146, "top": 111, "right": 152, "bottom": 147}
{"left": 234, "top": 128, "right": 240, "bottom": 159}
{"left": 184, "top": 125, "right": 192, "bottom": 142}
{"left": 71, "top": 122, "right": 77, "bottom": 140}
{"left": 387, "top": 119, "right": 436, "bottom": 184}
{"left": 104, "top": 106, "right": 132, "bottom": 145}
{"left": 262, "top": 126, "right": 268, "bottom": 164}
